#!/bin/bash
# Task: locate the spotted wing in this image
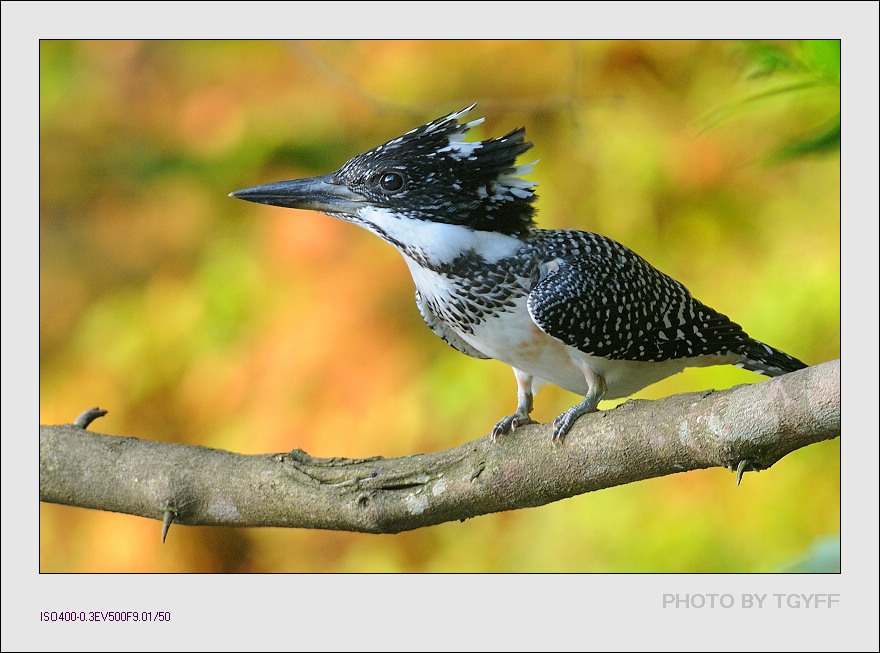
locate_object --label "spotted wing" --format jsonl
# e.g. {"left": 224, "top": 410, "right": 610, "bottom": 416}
{"left": 526, "top": 235, "right": 753, "bottom": 362}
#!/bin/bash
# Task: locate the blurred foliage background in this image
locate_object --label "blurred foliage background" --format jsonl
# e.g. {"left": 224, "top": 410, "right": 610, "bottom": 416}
{"left": 39, "top": 40, "right": 839, "bottom": 573}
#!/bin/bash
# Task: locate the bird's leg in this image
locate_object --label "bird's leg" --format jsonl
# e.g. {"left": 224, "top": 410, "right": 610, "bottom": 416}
{"left": 491, "top": 368, "right": 536, "bottom": 441}
{"left": 551, "top": 365, "right": 608, "bottom": 443}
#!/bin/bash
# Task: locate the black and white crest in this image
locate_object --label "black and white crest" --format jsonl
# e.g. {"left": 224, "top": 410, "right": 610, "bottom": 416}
{"left": 334, "top": 106, "right": 539, "bottom": 236}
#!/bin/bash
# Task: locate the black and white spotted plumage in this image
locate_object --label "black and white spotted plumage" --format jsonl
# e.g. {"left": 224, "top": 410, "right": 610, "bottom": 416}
{"left": 231, "top": 106, "right": 808, "bottom": 442}
{"left": 524, "top": 230, "right": 803, "bottom": 374}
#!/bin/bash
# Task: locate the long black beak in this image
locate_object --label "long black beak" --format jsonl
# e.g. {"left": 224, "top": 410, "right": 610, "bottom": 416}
{"left": 229, "top": 174, "right": 366, "bottom": 214}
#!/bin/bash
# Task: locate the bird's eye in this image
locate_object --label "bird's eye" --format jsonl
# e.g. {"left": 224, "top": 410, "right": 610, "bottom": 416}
{"left": 378, "top": 172, "right": 405, "bottom": 193}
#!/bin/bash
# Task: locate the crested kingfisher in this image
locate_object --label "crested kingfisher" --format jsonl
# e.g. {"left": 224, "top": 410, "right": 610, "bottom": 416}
{"left": 230, "top": 106, "right": 807, "bottom": 443}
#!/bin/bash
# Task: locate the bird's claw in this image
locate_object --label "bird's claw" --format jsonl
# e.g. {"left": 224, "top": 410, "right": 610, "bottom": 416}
{"left": 551, "top": 414, "right": 575, "bottom": 444}
{"left": 551, "top": 400, "right": 599, "bottom": 443}
{"left": 491, "top": 413, "right": 535, "bottom": 441}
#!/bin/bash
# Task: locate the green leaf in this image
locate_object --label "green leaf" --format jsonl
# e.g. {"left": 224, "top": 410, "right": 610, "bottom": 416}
{"left": 738, "top": 41, "right": 799, "bottom": 79}
{"left": 696, "top": 80, "right": 827, "bottom": 133}
{"left": 800, "top": 39, "right": 841, "bottom": 82}
{"left": 765, "top": 118, "right": 841, "bottom": 164}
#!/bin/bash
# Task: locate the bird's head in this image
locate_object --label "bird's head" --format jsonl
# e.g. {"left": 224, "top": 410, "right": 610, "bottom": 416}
{"left": 230, "top": 105, "right": 538, "bottom": 238}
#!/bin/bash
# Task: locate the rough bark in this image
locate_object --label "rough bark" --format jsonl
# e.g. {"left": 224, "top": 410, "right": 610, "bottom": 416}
{"left": 40, "top": 359, "right": 840, "bottom": 535}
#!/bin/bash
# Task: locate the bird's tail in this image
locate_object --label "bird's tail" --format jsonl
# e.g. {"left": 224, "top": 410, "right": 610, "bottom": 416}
{"left": 737, "top": 340, "right": 808, "bottom": 377}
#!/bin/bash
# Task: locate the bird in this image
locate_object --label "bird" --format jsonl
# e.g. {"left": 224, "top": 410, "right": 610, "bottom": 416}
{"left": 230, "top": 105, "right": 807, "bottom": 443}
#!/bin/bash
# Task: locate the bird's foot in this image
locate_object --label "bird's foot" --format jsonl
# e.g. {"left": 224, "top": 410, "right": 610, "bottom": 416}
{"left": 551, "top": 402, "right": 599, "bottom": 443}
{"left": 549, "top": 378, "right": 606, "bottom": 443}
{"left": 491, "top": 412, "right": 536, "bottom": 441}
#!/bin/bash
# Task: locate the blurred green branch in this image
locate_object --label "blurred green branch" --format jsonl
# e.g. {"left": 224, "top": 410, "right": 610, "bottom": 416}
{"left": 40, "top": 360, "right": 840, "bottom": 536}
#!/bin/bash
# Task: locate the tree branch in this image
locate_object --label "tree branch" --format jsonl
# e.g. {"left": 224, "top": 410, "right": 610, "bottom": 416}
{"left": 40, "top": 359, "right": 839, "bottom": 535}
